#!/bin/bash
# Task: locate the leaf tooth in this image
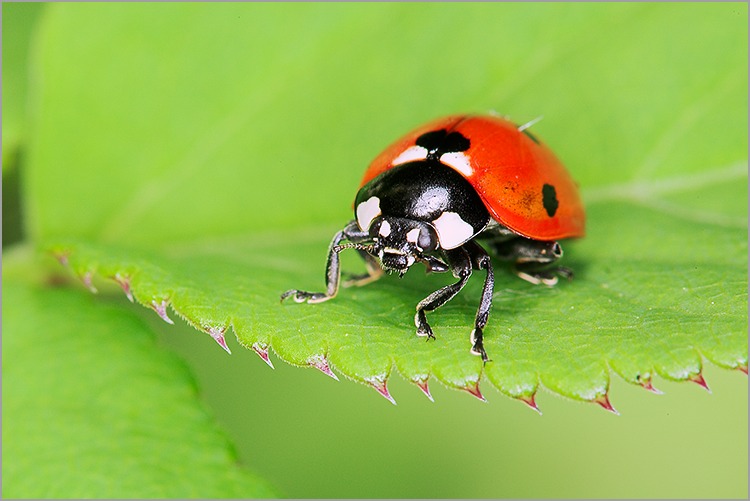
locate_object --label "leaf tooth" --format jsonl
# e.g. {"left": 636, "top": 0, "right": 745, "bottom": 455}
{"left": 205, "top": 325, "right": 231, "bottom": 354}
{"left": 461, "top": 380, "right": 487, "bottom": 403}
{"left": 638, "top": 376, "right": 664, "bottom": 395}
{"left": 150, "top": 299, "right": 174, "bottom": 325}
{"left": 593, "top": 393, "right": 620, "bottom": 415}
{"left": 79, "top": 270, "right": 98, "bottom": 293}
{"left": 517, "top": 393, "right": 542, "bottom": 415}
{"left": 365, "top": 376, "right": 397, "bottom": 405}
{"left": 251, "top": 343, "right": 275, "bottom": 369}
{"left": 51, "top": 249, "right": 70, "bottom": 267}
{"left": 110, "top": 273, "right": 134, "bottom": 302}
{"left": 307, "top": 354, "right": 338, "bottom": 381}
{"left": 412, "top": 378, "right": 434, "bottom": 402}
{"left": 688, "top": 372, "right": 711, "bottom": 393}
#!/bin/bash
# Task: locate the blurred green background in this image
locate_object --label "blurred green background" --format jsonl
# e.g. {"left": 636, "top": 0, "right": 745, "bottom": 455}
{"left": 3, "top": 2, "right": 747, "bottom": 498}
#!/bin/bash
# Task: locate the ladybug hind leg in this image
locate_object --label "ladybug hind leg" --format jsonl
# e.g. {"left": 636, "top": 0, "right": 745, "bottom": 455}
{"left": 485, "top": 236, "right": 571, "bottom": 286}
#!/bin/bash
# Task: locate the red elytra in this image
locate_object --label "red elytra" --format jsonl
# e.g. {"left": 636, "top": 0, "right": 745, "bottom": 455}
{"left": 360, "top": 114, "right": 585, "bottom": 241}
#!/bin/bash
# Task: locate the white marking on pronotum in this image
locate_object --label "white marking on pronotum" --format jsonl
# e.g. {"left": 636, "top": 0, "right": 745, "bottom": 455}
{"left": 392, "top": 145, "right": 428, "bottom": 166}
{"left": 406, "top": 228, "right": 420, "bottom": 243}
{"left": 431, "top": 211, "right": 475, "bottom": 249}
{"left": 379, "top": 219, "right": 392, "bottom": 237}
{"left": 356, "top": 196, "right": 381, "bottom": 230}
{"left": 440, "top": 152, "right": 473, "bottom": 176}
{"left": 517, "top": 115, "right": 544, "bottom": 131}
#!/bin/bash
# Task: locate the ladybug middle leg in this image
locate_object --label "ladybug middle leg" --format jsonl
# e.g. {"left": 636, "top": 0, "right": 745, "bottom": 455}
{"left": 414, "top": 241, "right": 494, "bottom": 362}
{"left": 485, "top": 236, "right": 571, "bottom": 286}
{"left": 342, "top": 250, "right": 383, "bottom": 287}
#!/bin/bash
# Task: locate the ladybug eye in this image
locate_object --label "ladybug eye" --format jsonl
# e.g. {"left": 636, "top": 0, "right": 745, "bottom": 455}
{"left": 368, "top": 217, "right": 389, "bottom": 239}
{"left": 418, "top": 229, "right": 436, "bottom": 251}
{"left": 408, "top": 226, "right": 437, "bottom": 252}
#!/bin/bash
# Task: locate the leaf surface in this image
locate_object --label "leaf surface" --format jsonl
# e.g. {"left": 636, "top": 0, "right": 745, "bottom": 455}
{"left": 26, "top": 3, "right": 748, "bottom": 406}
{"left": 51, "top": 178, "right": 748, "bottom": 404}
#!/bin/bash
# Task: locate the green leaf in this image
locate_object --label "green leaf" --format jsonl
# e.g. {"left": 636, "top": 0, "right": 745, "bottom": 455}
{"left": 26, "top": 3, "right": 748, "bottom": 407}
{"left": 1, "top": 249, "right": 278, "bottom": 498}
{"left": 48, "top": 177, "right": 748, "bottom": 405}
{"left": 1, "top": 2, "right": 44, "bottom": 171}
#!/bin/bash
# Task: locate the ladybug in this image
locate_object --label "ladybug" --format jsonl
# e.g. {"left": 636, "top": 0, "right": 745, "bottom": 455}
{"left": 282, "top": 114, "right": 585, "bottom": 362}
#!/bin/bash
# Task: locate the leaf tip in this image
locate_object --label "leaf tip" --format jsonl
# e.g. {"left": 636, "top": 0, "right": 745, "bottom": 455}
{"left": 252, "top": 343, "right": 275, "bottom": 369}
{"left": 51, "top": 249, "right": 70, "bottom": 267}
{"left": 593, "top": 393, "right": 620, "bottom": 415}
{"left": 461, "top": 381, "right": 487, "bottom": 403}
{"left": 638, "top": 377, "right": 664, "bottom": 395}
{"left": 207, "top": 326, "right": 231, "bottom": 354}
{"left": 366, "top": 376, "right": 396, "bottom": 405}
{"left": 150, "top": 299, "right": 174, "bottom": 325}
{"left": 688, "top": 372, "right": 711, "bottom": 393}
{"left": 736, "top": 364, "right": 748, "bottom": 375}
{"left": 111, "top": 273, "right": 134, "bottom": 302}
{"left": 307, "top": 354, "right": 339, "bottom": 381}
{"left": 80, "top": 270, "right": 98, "bottom": 294}
{"left": 517, "top": 393, "right": 542, "bottom": 415}
{"left": 412, "top": 378, "right": 434, "bottom": 402}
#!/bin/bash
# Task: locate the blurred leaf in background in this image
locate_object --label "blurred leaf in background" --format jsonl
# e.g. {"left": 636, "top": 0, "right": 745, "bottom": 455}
{"left": 2, "top": 255, "right": 277, "bottom": 498}
{"left": 2, "top": 2, "right": 41, "bottom": 170}
{"left": 1, "top": 2, "right": 42, "bottom": 244}
{"left": 3, "top": 2, "right": 747, "bottom": 498}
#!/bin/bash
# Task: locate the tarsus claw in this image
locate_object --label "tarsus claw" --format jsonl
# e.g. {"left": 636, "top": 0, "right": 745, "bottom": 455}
{"left": 470, "top": 328, "right": 490, "bottom": 363}
{"left": 415, "top": 311, "right": 436, "bottom": 339}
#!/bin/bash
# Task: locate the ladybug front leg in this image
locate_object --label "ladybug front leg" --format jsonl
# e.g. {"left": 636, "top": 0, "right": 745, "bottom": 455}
{"left": 465, "top": 240, "right": 494, "bottom": 363}
{"left": 414, "top": 243, "right": 494, "bottom": 362}
{"left": 414, "top": 246, "right": 473, "bottom": 341}
{"left": 281, "top": 220, "right": 369, "bottom": 304}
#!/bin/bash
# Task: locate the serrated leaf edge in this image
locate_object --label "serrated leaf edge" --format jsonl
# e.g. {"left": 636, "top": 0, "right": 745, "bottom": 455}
{"left": 49, "top": 246, "right": 748, "bottom": 414}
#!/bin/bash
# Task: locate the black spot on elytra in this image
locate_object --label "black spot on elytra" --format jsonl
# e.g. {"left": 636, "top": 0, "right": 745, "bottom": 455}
{"left": 542, "top": 184, "right": 558, "bottom": 217}
{"left": 416, "top": 129, "right": 470, "bottom": 161}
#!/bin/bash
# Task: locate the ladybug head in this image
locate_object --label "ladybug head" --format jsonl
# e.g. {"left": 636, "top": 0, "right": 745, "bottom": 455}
{"left": 367, "top": 216, "right": 439, "bottom": 273}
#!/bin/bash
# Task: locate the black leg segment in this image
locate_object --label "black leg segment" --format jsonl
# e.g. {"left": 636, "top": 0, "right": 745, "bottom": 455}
{"left": 482, "top": 235, "right": 570, "bottom": 286}
{"left": 414, "top": 246, "right": 473, "bottom": 339}
{"left": 413, "top": 241, "right": 495, "bottom": 362}
{"left": 465, "top": 240, "right": 494, "bottom": 362}
{"left": 281, "top": 220, "right": 371, "bottom": 304}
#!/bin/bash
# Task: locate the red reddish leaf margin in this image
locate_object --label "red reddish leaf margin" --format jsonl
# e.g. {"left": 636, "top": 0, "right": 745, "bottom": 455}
{"left": 48, "top": 243, "right": 747, "bottom": 414}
